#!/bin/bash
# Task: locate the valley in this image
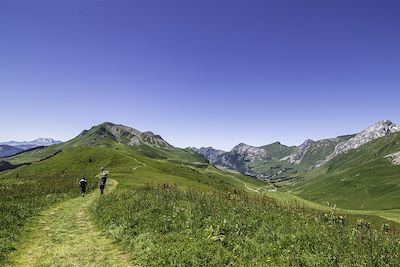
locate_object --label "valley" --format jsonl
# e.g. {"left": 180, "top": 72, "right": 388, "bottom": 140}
{"left": 0, "top": 121, "right": 399, "bottom": 266}
{"left": 3, "top": 0, "right": 400, "bottom": 265}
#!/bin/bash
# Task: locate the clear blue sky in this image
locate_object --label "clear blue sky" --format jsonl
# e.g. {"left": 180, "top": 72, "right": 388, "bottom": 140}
{"left": 1, "top": 0, "right": 399, "bottom": 150}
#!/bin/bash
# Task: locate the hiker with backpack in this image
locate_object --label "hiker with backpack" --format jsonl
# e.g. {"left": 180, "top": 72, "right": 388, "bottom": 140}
{"left": 98, "top": 172, "right": 108, "bottom": 195}
{"left": 79, "top": 177, "right": 88, "bottom": 197}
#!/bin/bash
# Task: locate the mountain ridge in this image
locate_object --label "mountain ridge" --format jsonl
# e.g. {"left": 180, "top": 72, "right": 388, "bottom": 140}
{"left": 0, "top": 138, "right": 62, "bottom": 150}
{"left": 319, "top": 120, "right": 399, "bottom": 165}
{"left": 0, "top": 145, "right": 23, "bottom": 158}
{"left": 295, "top": 130, "right": 400, "bottom": 210}
{"left": 193, "top": 120, "right": 399, "bottom": 180}
{"left": 72, "top": 122, "right": 174, "bottom": 150}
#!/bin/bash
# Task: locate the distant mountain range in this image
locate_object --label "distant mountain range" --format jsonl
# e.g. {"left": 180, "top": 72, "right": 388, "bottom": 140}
{"left": 2, "top": 120, "right": 400, "bottom": 210}
{"left": 3, "top": 121, "right": 399, "bottom": 177}
{"left": 193, "top": 120, "right": 400, "bottom": 180}
{"left": 0, "top": 138, "right": 62, "bottom": 157}
{"left": 2, "top": 120, "right": 399, "bottom": 181}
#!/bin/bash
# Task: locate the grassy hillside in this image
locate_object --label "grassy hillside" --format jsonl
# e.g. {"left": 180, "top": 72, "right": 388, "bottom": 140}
{"left": 245, "top": 142, "right": 301, "bottom": 179}
{"left": 0, "top": 166, "right": 94, "bottom": 265}
{"left": 297, "top": 135, "right": 354, "bottom": 169}
{"left": 293, "top": 132, "right": 400, "bottom": 210}
{"left": 1, "top": 145, "right": 62, "bottom": 165}
{"left": 250, "top": 160, "right": 302, "bottom": 179}
{"left": 261, "top": 142, "right": 296, "bottom": 160}
{"left": 92, "top": 184, "right": 400, "bottom": 266}
{"left": 2, "top": 123, "right": 400, "bottom": 265}
{"left": 0, "top": 124, "right": 266, "bottom": 265}
{"left": 248, "top": 136, "right": 354, "bottom": 180}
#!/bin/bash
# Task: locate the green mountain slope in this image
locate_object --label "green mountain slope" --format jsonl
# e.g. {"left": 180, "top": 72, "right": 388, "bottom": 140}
{"left": 195, "top": 136, "right": 356, "bottom": 181}
{"left": 281, "top": 135, "right": 354, "bottom": 169}
{"left": 1, "top": 123, "right": 265, "bottom": 192}
{"left": 248, "top": 142, "right": 301, "bottom": 180}
{"left": 2, "top": 122, "right": 400, "bottom": 266}
{"left": 293, "top": 132, "right": 400, "bottom": 210}
{"left": 298, "top": 135, "right": 355, "bottom": 169}
{"left": 261, "top": 142, "right": 296, "bottom": 160}
{"left": 0, "top": 123, "right": 267, "bottom": 265}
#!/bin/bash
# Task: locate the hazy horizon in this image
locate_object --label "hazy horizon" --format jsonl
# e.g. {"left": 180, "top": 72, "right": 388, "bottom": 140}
{"left": 1, "top": 0, "right": 399, "bottom": 150}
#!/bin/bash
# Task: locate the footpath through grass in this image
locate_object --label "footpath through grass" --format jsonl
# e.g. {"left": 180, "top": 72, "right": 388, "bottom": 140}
{"left": 0, "top": 174, "right": 81, "bottom": 265}
{"left": 8, "top": 179, "right": 135, "bottom": 267}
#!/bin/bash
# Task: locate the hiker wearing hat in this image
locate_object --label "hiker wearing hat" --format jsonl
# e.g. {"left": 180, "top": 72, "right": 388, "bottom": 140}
{"left": 79, "top": 177, "right": 88, "bottom": 197}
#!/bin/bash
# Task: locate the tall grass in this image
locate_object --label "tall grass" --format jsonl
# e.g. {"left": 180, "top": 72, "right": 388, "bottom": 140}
{"left": 92, "top": 185, "right": 400, "bottom": 266}
{"left": 0, "top": 172, "right": 94, "bottom": 265}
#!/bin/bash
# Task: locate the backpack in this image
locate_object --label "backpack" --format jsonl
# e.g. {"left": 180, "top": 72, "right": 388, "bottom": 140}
{"left": 80, "top": 179, "right": 87, "bottom": 187}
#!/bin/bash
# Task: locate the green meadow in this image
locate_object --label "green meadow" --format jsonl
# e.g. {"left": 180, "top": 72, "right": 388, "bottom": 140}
{"left": 1, "top": 125, "right": 400, "bottom": 266}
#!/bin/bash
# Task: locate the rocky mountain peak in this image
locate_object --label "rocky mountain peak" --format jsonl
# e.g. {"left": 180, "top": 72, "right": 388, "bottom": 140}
{"left": 193, "top": 119, "right": 400, "bottom": 180}
{"left": 192, "top": 147, "right": 226, "bottom": 164}
{"left": 282, "top": 139, "right": 315, "bottom": 164}
{"left": 321, "top": 120, "right": 399, "bottom": 164}
{"left": 362, "top": 120, "right": 397, "bottom": 135}
{"left": 230, "top": 143, "right": 270, "bottom": 161}
{"left": 80, "top": 122, "right": 173, "bottom": 149}
{"left": 193, "top": 142, "right": 271, "bottom": 178}
{"left": 232, "top": 143, "right": 250, "bottom": 152}
{"left": 301, "top": 139, "right": 314, "bottom": 146}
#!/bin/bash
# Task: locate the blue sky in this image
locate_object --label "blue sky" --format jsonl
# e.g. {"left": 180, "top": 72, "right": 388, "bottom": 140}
{"left": 1, "top": 0, "right": 399, "bottom": 150}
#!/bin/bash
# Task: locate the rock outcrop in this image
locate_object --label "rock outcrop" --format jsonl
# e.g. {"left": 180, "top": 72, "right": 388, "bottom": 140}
{"left": 192, "top": 147, "right": 226, "bottom": 164}
{"left": 385, "top": 151, "right": 400, "bottom": 166}
{"left": 193, "top": 143, "right": 272, "bottom": 179}
{"left": 282, "top": 139, "right": 314, "bottom": 164}
{"left": 321, "top": 120, "right": 399, "bottom": 164}
{"left": 215, "top": 144, "right": 270, "bottom": 175}
{"left": 281, "top": 135, "right": 354, "bottom": 168}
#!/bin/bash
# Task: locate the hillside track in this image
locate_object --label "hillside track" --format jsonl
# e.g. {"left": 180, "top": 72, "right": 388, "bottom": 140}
{"left": 8, "top": 179, "right": 135, "bottom": 267}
